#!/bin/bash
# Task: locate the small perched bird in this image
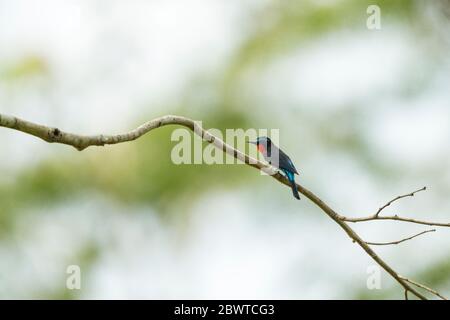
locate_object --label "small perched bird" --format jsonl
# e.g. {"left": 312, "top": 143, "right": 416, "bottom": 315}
{"left": 248, "top": 137, "right": 300, "bottom": 200}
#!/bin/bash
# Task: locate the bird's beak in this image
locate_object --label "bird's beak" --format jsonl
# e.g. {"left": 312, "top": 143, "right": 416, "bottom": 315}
{"left": 247, "top": 141, "right": 257, "bottom": 145}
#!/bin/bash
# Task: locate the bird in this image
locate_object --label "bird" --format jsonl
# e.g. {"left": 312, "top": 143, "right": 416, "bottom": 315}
{"left": 248, "top": 136, "right": 300, "bottom": 200}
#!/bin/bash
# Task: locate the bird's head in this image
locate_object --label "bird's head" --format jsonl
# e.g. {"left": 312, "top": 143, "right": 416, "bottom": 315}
{"left": 248, "top": 136, "right": 272, "bottom": 153}
{"left": 248, "top": 136, "right": 271, "bottom": 145}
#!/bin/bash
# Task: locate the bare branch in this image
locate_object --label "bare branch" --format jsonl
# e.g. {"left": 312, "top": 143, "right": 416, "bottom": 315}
{"left": 339, "top": 187, "right": 450, "bottom": 228}
{"left": 0, "top": 114, "right": 202, "bottom": 151}
{"left": 365, "top": 229, "right": 435, "bottom": 246}
{"left": 341, "top": 214, "right": 450, "bottom": 227}
{"left": 375, "top": 187, "right": 426, "bottom": 217}
{"left": 1, "top": 112, "right": 446, "bottom": 300}
{"left": 400, "top": 276, "right": 447, "bottom": 300}
{"left": 404, "top": 290, "right": 409, "bottom": 300}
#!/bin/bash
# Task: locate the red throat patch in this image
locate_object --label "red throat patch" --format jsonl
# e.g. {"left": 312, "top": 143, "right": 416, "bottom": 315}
{"left": 257, "top": 144, "right": 266, "bottom": 153}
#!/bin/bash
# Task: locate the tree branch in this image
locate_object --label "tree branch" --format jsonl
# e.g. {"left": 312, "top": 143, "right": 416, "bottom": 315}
{"left": 339, "top": 187, "right": 450, "bottom": 227}
{"left": 342, "top": 215, "right": 450, "bottom": 227}
{"left": 374, "top": 187, "right": 426, "bottom": 217}
{"left": 1, "top": 113, "right": 447, "bottom": 300}
{"left": 365, "top": 229, "right": 435, "bottom": 246}
{"left": 400, "top": 276, "right": 447, "bottom": 300}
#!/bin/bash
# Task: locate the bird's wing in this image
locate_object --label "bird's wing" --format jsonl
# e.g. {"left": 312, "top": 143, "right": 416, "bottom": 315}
{"left": 278, "top": 149, "right": 299, "bottom": 175}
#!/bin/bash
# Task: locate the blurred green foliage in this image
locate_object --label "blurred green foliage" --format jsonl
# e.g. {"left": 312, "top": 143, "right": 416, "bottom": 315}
{"left": 0, "top": 0, "right": 448, "bottom": 299}
{"left": 0, "top": 55, "right": 48, "bottom": 82}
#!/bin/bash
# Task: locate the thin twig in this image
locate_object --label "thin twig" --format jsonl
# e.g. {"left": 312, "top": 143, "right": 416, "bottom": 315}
{"left": 404, "top": 290, "right": 409, "bottom": 300}
{"left": 400, "top": 276, "right": 447, "bottom": 300}
{"left": 365, "top": 229, "right": 435, "bottom": 246}
{"left": 375, "top": 187, "right": 426, "bottom": 217}
{"left": 341, "top": 214, "right": 450, "bottom": 227}
{"left": 339, "top": 187, "right": 450, "bottom": 228}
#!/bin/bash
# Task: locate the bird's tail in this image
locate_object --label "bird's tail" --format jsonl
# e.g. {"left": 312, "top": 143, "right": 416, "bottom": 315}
{"left": 283, "top": 170, "right": 300, "bottom": 200}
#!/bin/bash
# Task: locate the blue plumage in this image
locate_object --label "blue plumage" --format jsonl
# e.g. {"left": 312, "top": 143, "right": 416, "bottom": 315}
{"left": 249, "top": 137, "right": 300, "bottom": 200}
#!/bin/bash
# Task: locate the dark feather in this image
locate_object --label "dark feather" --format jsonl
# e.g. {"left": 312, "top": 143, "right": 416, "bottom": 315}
{"left": 263, "top": 143, "right": 299, "bottom": 175}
